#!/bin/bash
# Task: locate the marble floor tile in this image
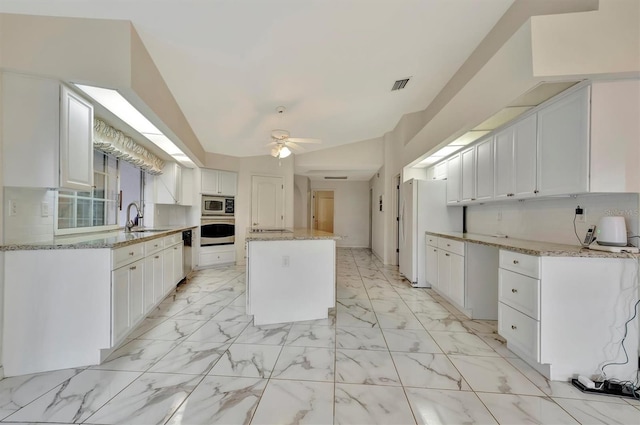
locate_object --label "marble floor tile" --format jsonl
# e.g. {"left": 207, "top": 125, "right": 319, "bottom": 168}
{"left": 365, "top": 287, "right": 402, "bottom": 300}
{"left": 296, "top": 310, "right": 337, "bottom": 327}
{"left": 554, "top": 397, "right": 640, "bottom": 424}
{"left": 463, "top": 319, "right": 498, "bottom": 334}
{"left": 165, "top": 376, "right": 267, "bottom": 425}
{"left": 146, "top": 299, "right": 191, "bottom": 318}
{"left": 83, "top": 372, "right": 201, "bottom": 425}
{"left": 185, "top": 320, "right": 249, "bottom": 343}
{"left": 127, "top": 316, "right": 170, "bottom": 339}
{"left": 93, "top": 338, "right": 181, "bottom": 372}
{"left": 449, "top": 355, "right": 545, "bottom": 396}
{"left": 336, "top": 349, "right": 401, "bottom": 386}
{"left": 370, "top": 299, "right": 412, "bottom": 314}
{"left": 478, "top": 392, "right": 579, "bottom": 424}
{"left": 404, "top": 300, "right": 451, "bottom": 315}
{"left": 415, "top": 312, "right": 471, "bottom": 332}
{"left": 391, "top": 352, "right": 470, "bottom": 390}
{"left": 211, "top": 304, "right": 253, "bottom": 322}
{"left": 336, "top": 326, "right": 388, "bottom": 350}
{"left": 335, "top": 383, "right": 416, "bottom": 425}
{"left": 382, "top": 328, "right": 442, "bottom": 353}
{"left": 5, "top": 370, "right": 140, "bottom": 423}
{"left": 0, "top": 368, "right": 82, "bottom": 414}
{"left": 337, "top": 286, "right": 370, "bottom": 299}
{"left": 336, "top": 306, "right": 379, "bottom": 328}
{"left": 170, "top": 302, "right": 226, "bottom": 321}
{"left": 136, "top": 319, "right": 205, "bottom": 341}
{"left": 285, "top": 324, "right": 336, "bottom": 348}
{"left": 405, "top": 388, "right": 498, "bottom": 425}
{"left": 235, "top": 323, "right": 292, "bottom": 345}
{"left": 271, "top": 346, "right": 335, "bottom": 382}
{"left": 250, "top": 380, "right": 334, "bottom": 425}
{"left": 376, "top": 310, "right": 425, "bottom": 330}
{"left": 208, "top": 343, "right": 282, "bottom": 378}
{"left": 429, "top": 331, "right": 500, "bottom": 356}
{"left": 477, "top": 332, "right": 518, "bottom": 358}
{"left": 148, "top": 341, "right": 229, "bottom": 375}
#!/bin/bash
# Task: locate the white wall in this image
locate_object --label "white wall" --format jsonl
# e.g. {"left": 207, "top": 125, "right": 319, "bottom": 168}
{"left": 3, "top": 188, "right": 55, "bottom": 244}
{"left": 294, "top": 175, "right": 310, "bottom": 228}
{"left": 310, "top": 180, "right": 370, "bottom": 248}
{"left": 466, "top": 193, "right": 640, "bottom": 246}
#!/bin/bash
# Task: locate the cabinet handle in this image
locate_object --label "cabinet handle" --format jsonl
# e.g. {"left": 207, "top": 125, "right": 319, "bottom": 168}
{"left": 129, "top": 252, "right": 135, "bottom": 256}
{"left": 433, "top": 249, "right": 437, "bottom": 252}
{"left": 154, "top": 244, "right": 158, "bottom": 247}
{"left": 174, "top": 247, "right": 178, "bottom": 250}
{"left": 445, "top": 253, "right": 450, "bottom": 257}
{"left": 511, "top": 288, "right": 518, "bottom": 293}
{"left": 534, "top": 190, "right": 539, "bottom": 194}
{"left": 511, "top": 325, "right": 517, "bottom": 330}
{"left": 130, "top": 266, "right": 137, "bottom": 270}
{"left": 513, "top": 260, "right": 519, "bottom": 264}
{"left": 446, "top": 244, "right": 450, "bottom": 247}
{"left": 155, "top": 256, "right": 160, "bottom": 259}
{"left": 471, "top": 198, "right": 476, "bottom": 201}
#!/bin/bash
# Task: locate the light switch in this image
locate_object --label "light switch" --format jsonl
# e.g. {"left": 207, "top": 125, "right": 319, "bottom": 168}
{"left": 8, "top": 200, "right": 17, "bottom": 217}
{"left": 41, "top": 201, "right": 50, "bottom": 217}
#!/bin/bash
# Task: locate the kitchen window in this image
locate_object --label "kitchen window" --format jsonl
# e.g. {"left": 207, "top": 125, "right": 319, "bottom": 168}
{"left": 55, "top": 150, "right": 119, "bottom": 234}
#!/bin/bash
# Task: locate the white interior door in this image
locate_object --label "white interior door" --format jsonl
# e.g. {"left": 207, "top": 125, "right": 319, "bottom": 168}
{"left": 313, "top": 191, "right": 334, "bottom": 232}
{"left": 251, "top": 175, "right": 284, "bottom": 228}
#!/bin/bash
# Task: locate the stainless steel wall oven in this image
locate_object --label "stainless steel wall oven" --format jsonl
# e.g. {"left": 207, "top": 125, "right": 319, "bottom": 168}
{"left": 200, "top": 217, "right": 235, "bottom": 246}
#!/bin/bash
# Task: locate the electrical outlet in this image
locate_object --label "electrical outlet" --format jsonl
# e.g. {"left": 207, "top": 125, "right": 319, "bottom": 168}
{"left": 576, "top": 207, "right": 586, "bottom": 223}
{"left": 8, "top": 200, "right": 17, "bottom": 217}
{"left": 41, "top": 201, "right": 50, "bottom": 217}
{"left": 282, "top": 255, "right": 290, "bottom": 267}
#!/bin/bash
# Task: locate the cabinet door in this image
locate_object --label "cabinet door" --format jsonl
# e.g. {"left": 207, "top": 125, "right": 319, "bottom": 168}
{"left": 433, "top": 162, "right": 447, "bottom": 180}
{"left": 513, "top": 114, "right": 537, "bottom": 197}
{"left": 537, "top": 87, "right": 589, "bottom": 196}
{"left": 446, "top": 154, "right": 461, "bottom": 205}
{"left": 163, "top": 246, "right": 174, "bottom": 296}
{"left": 426, "top": 246, "right": 439, "bottom": 288}
{"left": 460, "top": 147, "right": 475, "bottom": 202}
{"left": 155, "top": 163, "right": 181, "bottom": 204}
{"left": 201, "top": 169, "right": 220, "bottom": 194}
{"left": 111, "top": 267, "right": 130, "bottom": 345}
{"left": 437, "top": 250, "right": 451, "bottom": 296}
{"left": 448, "top": 253, "right": 465, "bottom": 307}
{"left": 143, "top": 256, "right": 155, "bottom": 311}
{"left": 128, "top": 260, "right": 145, "bottom": 327}
{"left": 180, "top": 168, "right": 193, "bottom": 206}
{"left": 475, "top": 137, "right": 494, "bottom": 201}
{"left": 218, "top": 171, "right": 238, "bottom": 196}
{"left": 172, "top": 243, "right": 184, "bottom": 284}
{"left": 151, "top": 252, "right": 165, "bottom": 304}
{"left": 60, "top": 85, "right": 94, "bottom": 191}
{"left": 2, "top": 72, "right": 60, "bottom": 188}
{"left": 494, "top": 127, "right": 514, "bottom": 199}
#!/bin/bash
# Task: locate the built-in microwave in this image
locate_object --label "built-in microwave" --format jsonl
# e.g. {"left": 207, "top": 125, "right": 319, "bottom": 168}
{"left": 202, "top": 195, "right": 234, "bottom": 216}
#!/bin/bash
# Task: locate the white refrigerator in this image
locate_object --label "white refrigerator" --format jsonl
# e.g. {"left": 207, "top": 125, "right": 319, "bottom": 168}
{"left": 399, "top": 179, "right": 462, "bottom": 287}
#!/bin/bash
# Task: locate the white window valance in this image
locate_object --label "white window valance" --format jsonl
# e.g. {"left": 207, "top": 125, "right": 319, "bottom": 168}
{"left": 93, "top": 118, "right": 165, "bottom": 175}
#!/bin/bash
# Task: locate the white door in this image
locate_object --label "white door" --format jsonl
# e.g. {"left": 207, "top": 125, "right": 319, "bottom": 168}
{"left": 398, "top": 181, "right": 415, "bottom": 282}
{"left": 314, "top": 191, "right": 334, "bottom": 232}
{"left": 494, "top": 126, "right": 515, "bottom": 199}
{"left": 251, "top": 175, "right": 284, "bottom": 228}
{"left": 60, "top": 85, "right": 94, "bottom": 191}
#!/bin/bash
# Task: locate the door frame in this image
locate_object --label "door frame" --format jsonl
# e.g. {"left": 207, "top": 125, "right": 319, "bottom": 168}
{"left": 394, "top": 174, "right": 401, "bottom": 265}
{"left": 311, "top": 189, "right": 335, "bottom": 231}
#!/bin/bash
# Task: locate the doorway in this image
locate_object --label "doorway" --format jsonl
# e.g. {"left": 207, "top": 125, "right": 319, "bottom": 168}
{"left": 313, "top": 190, "right": 334, "bottom": 233}
{"left": 251, "top": 175, "right": 284, "bottom": 228}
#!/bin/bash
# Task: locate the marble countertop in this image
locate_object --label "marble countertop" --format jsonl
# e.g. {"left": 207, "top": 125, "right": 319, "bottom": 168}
{"left": 0, "top": 225, "right": 197, "bottom": 251}
{"left": 425, "top": 231, "right": 638, "bottom": 258}
{"left": 245, "top": 228, "right": 341, "bottom": 241}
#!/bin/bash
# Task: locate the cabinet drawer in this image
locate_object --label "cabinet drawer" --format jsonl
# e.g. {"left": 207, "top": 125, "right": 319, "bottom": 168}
{"left": 164, "top": 233, "right": 182, "bottom": 246}
{"left": 199, "top": 250, "right": 235, "bottom": 266}
{"left": 499, "top": 302, "right": 540, "bottom": 361}
{"left": 426, "top": 235, "right": 438, "bottom": 247}
{"left": 437, "top": 237, "right": 465, "bottom": 256}
{"left": 499, "top": 269, "right": 540, "bottom": 320}
{"left": 144, "top": 238, "right": 164, "bottom": 255}
{"left": 499, "top": 250, "right": 540, "bottom": 278}
{"left": 112, "top": 243, "right": 144, "bottom": 269}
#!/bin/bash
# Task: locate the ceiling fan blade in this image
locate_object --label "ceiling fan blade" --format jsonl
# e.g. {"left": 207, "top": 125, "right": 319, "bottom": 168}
{"left": 286, "top": 142, "right": 305, "bottom": 152}
{"left": 266, "top": 141, "right": 279, "bottom": 147}
{"left": 287, "top": 137, "right": 322, "bottom": 144}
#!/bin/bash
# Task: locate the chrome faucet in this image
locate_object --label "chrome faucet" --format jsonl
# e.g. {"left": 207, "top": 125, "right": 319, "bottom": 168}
{"left": 125, "top": 202, "right": 143, "bottom": 232}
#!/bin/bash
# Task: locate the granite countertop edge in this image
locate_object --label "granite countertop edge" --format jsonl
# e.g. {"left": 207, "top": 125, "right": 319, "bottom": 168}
{"left": 245, "top": 228, "right": 342, "bottom": 241}
{"left": 1, "top": 225, "right": 197, "bottom": 251}
{"left": 425, "top": 231, "right": 638, "bottom": 259}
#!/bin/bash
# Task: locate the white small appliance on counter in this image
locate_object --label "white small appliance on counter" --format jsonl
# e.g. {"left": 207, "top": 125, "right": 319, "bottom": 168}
{"left": 588, "top": 216, "right": 639, "bottom": 253}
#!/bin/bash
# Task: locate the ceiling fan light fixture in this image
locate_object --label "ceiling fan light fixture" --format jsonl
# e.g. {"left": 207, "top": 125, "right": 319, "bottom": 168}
{"left": 279, "top": 146, "right": 291, "bottom": 158}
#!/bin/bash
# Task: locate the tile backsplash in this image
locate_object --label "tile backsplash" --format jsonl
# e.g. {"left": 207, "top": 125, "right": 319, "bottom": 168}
{"left": 466, "top": 193, "right": 640, "bottom": 246}
{"left": 3, "top": 187, "right": 55, "bottom": 244}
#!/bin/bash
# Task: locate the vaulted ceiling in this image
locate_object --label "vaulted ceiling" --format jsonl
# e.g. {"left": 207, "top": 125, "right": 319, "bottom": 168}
{"left": 0, "top": 0, "right": 515, "bottom": 158}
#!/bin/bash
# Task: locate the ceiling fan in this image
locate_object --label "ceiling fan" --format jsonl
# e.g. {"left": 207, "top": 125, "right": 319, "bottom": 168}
{"left": 267, "top": 106, "right": 321, "bottom": 159}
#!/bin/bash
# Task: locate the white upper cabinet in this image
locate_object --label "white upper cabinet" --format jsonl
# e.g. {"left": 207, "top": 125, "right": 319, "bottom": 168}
{"left": 60, "top": 85, "right": 94, "bottom": 191}
{"left": 2, "top": 72, "right": 94, "bottom": 190}
{"left": 180, "top": 167, "right": 194, "bottom": 206}
{"left": 460, "top": 147, "right": 475, "bottom": 202}
{"left": 475, "top": 136, "right": 494, "bottom": 201}
{"left": 536, "top": 86, "right": 590, "bottom": 196}
{"left": 154, "top": 162, "right": 182, "bottom": 204}
{"left": 202, "top": 168, "right": 237, "bottom": 196}
{"left": 445, "top": 154, "right": 461, "bottom": 205}
{"left": 494, "top": 114, "right": 537, "bottom": 200}
{"left": 433, "top": 161, "right": 447, "bottom": 180}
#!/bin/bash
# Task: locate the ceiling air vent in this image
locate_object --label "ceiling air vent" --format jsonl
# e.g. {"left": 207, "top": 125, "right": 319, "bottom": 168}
{"left": 391, "top": 78, "right": 410, "bottom": 91}
{"left": 324, "top": 176, "right": 348, "bottom": 180}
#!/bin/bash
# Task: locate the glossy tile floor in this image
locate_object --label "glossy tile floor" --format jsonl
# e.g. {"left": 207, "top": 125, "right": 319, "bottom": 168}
{"left": 1, "top": 248, "right": 639, "bottom": 424}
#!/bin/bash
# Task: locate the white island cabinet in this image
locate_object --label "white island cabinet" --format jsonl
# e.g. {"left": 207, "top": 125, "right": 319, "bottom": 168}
{"left": 246, "top": 229, "right": 338, "bottom": 325}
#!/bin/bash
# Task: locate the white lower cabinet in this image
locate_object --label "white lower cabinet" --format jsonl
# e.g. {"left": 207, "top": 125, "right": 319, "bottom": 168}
{"left": 199, "top": 244, "right": 236, "bottom": 267}
{"left": 425, "top": 242, "right": 439, "bottom": 289}
{"left": 111, "top": 258, "right": 144, "bottom": 345}
{"left": 144, "top": 251, "right": 164, "bottom": 308}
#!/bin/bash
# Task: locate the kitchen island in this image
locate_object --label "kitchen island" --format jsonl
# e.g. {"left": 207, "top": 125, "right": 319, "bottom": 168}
{"left": 245, "top": 228, "right": 340, "bottom": 325}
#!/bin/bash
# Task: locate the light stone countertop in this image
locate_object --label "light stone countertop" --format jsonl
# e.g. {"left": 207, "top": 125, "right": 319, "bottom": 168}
{"left": 425, "top": 231, "right": 639, "bottom": 258}
{"left": 0, "top": 225, "right": 197, "bottom": 251}
{"left": 245, "top": 228, "right": 341, "bottom": 241}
